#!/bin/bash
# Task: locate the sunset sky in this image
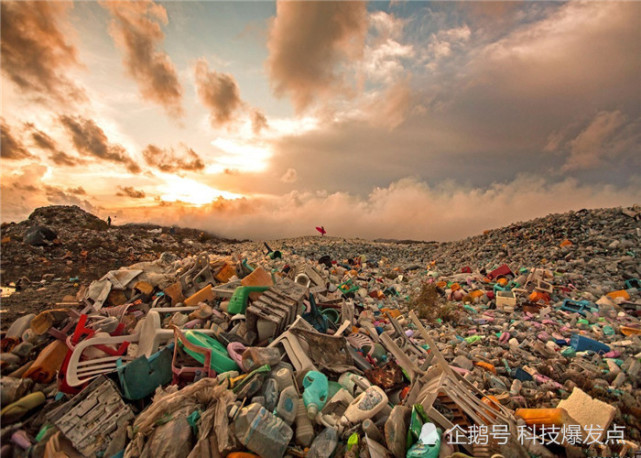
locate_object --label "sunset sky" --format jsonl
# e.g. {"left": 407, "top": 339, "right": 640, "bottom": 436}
{"left": 1, "top": 1, "right": 640, "bottom": 241}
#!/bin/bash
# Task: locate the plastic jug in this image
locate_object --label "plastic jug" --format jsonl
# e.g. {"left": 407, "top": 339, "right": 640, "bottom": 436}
{"left": 234, "top": 403, "right": 293, "bottom": 458}
{"left": 307, "top": 427, "right": 338, "bottom": 458}
{"left": 302, "top": 370, "right": 329, "bottom": 419}
{"left": 341, "top": 385, "right": 388, "bottom": 425}
{"left": 273, "top": 367, "right": 294, "bottom": 392}
{"left": 338, "top": 372, "right": 371, "bottom": 395}
{"left": 241, "top": 347, "right": 281, "bottom": 371}
{"left": 406, "top": 423, "right": 441, "bottom": 458}
{"left": 275, "top": 386, "right": 298, "bottom": 425}
{"left": 262, "top": 377, "right": 279, "bottom": 412}
{"left": 22, "top": 340, "right": 68, "bottom": 384}
{"left": 295, "top": 397, "right": 314, "bottom": 446}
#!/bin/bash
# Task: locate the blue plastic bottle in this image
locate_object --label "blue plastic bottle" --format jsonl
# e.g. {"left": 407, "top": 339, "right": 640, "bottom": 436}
{"left": 302, "top": 370, "right": 329, "bottom": 420}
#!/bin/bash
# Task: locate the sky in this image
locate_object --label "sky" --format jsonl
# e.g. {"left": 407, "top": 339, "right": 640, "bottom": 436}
{"left": 1, "top": 0, "right": 640, "bottom": 241}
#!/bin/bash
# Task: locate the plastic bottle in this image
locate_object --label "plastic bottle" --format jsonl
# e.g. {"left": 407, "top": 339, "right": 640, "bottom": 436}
{"left": 275, "top": 386, "right": 298, "bottom": 425}
{"left": 362, "top": 418, "right": 383, "bottom": 443}
{"left": 233, "top": 403, "right": 293, "bottom": 458}
{"left": 338, "top": 372, "right": 371, "bottom": 396}
{"left": 262, "top": 377, "right": 279, "bottom": 412}
{"left": 273, "top": 367, "right": 294, "bottom": 392}
{"left": 295, "top": 397, "right": 314, "bottom": 446}
{"left": 406, "top": 422, "right": 441, "bottom": 458}
{"left": 515, "top": 408, "right": 572, "bottom": 426}
{"left": 570, "top": 334, "right": 610, "bottom": 354}
{"left": 307, "top": 427, "right": 338, "bottom": 458}
{"left": 302, "top": 370, "right": 329, "bottom": 419}
{"left": 341, "top": 385, "right": 388, "bottom": 425}
{"left": 241, "top": 347, "right": 281, "bottom": 371}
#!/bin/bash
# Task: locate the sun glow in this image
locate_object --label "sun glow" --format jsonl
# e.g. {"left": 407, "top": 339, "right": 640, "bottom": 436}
{"left": 159, "top": 175, "right": 242, "bottom": 206}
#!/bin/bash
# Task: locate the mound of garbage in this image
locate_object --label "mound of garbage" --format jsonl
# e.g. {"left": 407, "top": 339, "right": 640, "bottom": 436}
{"left": 1, "top": 205, "right": 640, "bottom": 457}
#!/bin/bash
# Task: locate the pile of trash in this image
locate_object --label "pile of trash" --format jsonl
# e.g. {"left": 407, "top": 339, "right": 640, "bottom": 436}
{"left": 0, "top": 205, "right": 238, "bottom": 288}
{"left": 1, "top": 206, "right": 640, "bottom": 458}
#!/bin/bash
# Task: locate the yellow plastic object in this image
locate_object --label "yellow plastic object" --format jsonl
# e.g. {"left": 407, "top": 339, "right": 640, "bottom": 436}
{"left": 1, "top": 391, "right": 46, "bottom": 423}
{"left": 450, "top": 283, "right": 460, "bottom": 291}
{"left": 241, "top": 266, "right": 274, "bottom": 287}
{"left": 474, "top": 361, "right": 497, "bottom": 374}
{"left": 381, "top": 308, "right": 401, "bottom": 319}
{"left": 620, "top": 326, "right": 641, "bottom": 336}
{"left": 606, "top": 290, "right": 630, "bottom": 301}
{"left": 497, "top": 278, "right": 508, "bottom": 286}
{"left": 22, "top": 340, "right": 68, "bottom": 384}
{"left": 515, "top": 408, "right": 571, "bottom": 426}
{"left": 469, "top": 290, "right": 484, "bottom": 299}
{"left": 215, "top": 263, "right": 236, "bottom": 283}
{"left": 184, "top": 284, "right": 214, "bottom": 306}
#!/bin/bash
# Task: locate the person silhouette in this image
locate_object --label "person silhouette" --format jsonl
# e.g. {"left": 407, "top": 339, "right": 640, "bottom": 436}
{"left": 107, "top": 216, "right": 111, "bottom": 227}
{"left": 315, "top": 226, "right": 326, "bottom": 236}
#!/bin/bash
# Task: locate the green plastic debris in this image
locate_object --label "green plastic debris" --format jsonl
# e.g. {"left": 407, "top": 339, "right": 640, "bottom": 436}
{"left": 464, "top": 335, "right": 483, "bottom": 344}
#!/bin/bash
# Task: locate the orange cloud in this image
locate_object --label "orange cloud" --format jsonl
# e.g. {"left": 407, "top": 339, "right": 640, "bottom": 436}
{"left": 252, "top": 110, "right": 269, "bottom": 135}
{"left": 59, "top": 115, "right": 141, "bottom": 173}
{"left": 194, "top": 59, "right": 243, "bottom": 127}
{"left": 26, "top": 123, "right": 83, "bottom": 166}
{"left": 103, "top": 176, "right": 641, "bottom": 242}
{"left": 0, "top": 1, "right": 86, "bottom": 104}
{"left": 1, "top": 119, "right": 32, "bottom": 160}
{"left": 116, "top": 186, "right": 146, "bottom": 199}
{"left": 142, "top": 144, "right": 205, "bottom": 173}
{"left": 267, "top": 1, "right": 368, "bottom": 112}
{"left": 103, "top": 0, "right": 183, "bottom": 118}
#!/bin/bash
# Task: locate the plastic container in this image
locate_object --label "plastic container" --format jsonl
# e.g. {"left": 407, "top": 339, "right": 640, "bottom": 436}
{"left": 515, "top": 408, "right": 572, "bottom": 426}
{"left": 234, "top": 403, "right": 293, "bottom": 458}
{"left": 241, "top": 347, "right": 281, "bottom": 372}
{"left": 307, "top": 427, "right": 338, "bottom": 458}
{"left": 295, "top": 397, "right": 314, "bottom": 446}
{"left": 406, "top": 422, "right": 441, "bottom": 458}
{"left": 262, "top": 377, "right": 279, "bottom": 412}
{"left": 275, "top": 386, "right": 298, "bottom": 425}
{"left": 338, "top": 372, "right": 371, "bottom": 395}
{"left": 227, "top": 286, "right": 269, "bottom": 315}
{"left": 182, "top": 331, "right": 239, "bottom": 373}
{"left": 273, "top": 367, "right": 294, "bottom": 392}
{"left": 22, "top": 340, "right": 68, "bottom": 384}
{"left": 570, "top": 334, "right": 610, "bottom": 354}
{"left": 302, "top": 370, "right": 329, "bottom": 419}
{"left": 341, "top": 385, "right": 388, "bottom": 425}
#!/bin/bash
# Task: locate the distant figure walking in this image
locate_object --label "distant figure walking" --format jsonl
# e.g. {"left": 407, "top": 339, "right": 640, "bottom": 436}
{"left": 315, "top": 226, "right": 326, "bottom": 236}
{"left": 107, "top": 216, "right": 111, "bottom": 227}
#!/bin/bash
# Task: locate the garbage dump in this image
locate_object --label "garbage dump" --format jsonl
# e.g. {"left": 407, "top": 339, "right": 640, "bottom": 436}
{"left": 1, "top": 204, "right": 640, "bottom": 457}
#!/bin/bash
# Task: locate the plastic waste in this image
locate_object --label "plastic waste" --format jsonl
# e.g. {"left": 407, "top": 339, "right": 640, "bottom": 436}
{"left": 303, "top": 370, "right": 329, "bottom": 419}
{"left": 242, "top": 347, "right": 281, "bottom": 372}
{"left": 262, "top": 377, "right": 279, "bottom": 412}
{"left": 570, "top": 334, "right": 611, "bottom": 354}
{"left": 275, "top": 385, "right": 298, "bottom": 424}
{"left": 295, "top": 397, "right": 314, "bottom": 446}
{"left": 234, "top": 403, "right": 293, "bottom": 458}
{"left": 307, "top": 427, "right": 338, "bottom": 458}
{"left": 406, "top": 422, "right": 441, "bottom": 458}
{"left": 341, "top": 385, "right": 388, "bottom": 425}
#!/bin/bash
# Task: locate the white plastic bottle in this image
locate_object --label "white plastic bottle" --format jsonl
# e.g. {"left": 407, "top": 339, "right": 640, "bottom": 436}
{"left": 341, "top": 385, "right": 388, "bottom": 425}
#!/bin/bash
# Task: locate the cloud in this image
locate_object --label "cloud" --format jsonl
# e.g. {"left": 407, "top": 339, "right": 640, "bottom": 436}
{"left": 281, "top": 168, "right": 298, "bottom": 183}
{"left": 1, "top": 119, "right": 32, "bottom": 160}
{"left": 67, "top": 186, "right": 86, "bottom": 195}
{"left": 104, "top": 175, "right": 641, "bottom": 242}
{"left": 563, "top": 111, "right": 628, "bottom": 171}
{"left": 194, "top": 59, "right": 243, "bottom": 127}
{"left": 266, "top": 1, "right": 368, "bottom": 112}
{"left": 0, "top": 1, "right": 86, "bottom": 104}
{"left": 252, "top": 110, "right": 269, "bottom": 135}
{"left": 0, "top": 164, "right": 97, "bottom": 222}
{"left": 59, "top": 115, "right": 141, "bottom": 173}
{"left": 103, "top": 0, "right": 183, "bottom": 118}
{"left": 116, "top": 186, "right": 146, "bottom": 199}
{"left": 142, "top": 144, "right": 205, "bottom": 173}
{"left": 367, "top": 81, "right": 412, "bottom": 130}
{"left": 26, "top": 123, "right": 83, "bottom": 166}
